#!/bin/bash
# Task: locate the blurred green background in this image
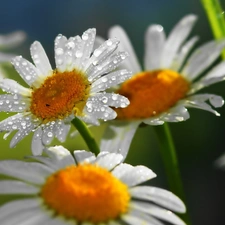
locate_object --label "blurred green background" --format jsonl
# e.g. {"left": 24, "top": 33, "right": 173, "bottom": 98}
{"left": 0, "top": 0, "right": 225, "bottom": 224}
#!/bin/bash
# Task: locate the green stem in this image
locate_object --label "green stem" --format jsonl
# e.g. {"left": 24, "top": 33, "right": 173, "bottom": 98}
{"left": 154, "top": 123, "right": 191, "bottom": 225}
{"left": 71, "top": 117, "right": 100, "bottom": 156}
{"left": 201, "top": 0, "right": 225, "bottom": 58}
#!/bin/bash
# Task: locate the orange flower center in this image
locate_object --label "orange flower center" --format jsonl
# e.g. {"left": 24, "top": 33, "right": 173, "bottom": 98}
{"left": 41, "top": 164, "right": 130, "bottom": 223}
{"left": 115, "top": 69, "right": 190, "bottom": 120}
{"left": 30, "top": 69, "right": 90, "bottom": 122}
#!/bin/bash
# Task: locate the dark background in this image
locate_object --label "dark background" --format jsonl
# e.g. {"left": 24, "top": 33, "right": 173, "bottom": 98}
{"left": 0, "top": 0, "right": 225, "bottom": 224}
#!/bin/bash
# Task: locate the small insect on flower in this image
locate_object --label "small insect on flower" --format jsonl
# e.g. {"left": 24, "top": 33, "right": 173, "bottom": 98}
{"left": 0, "top": 28, "right": 132, "bottom": 155}
{"left": 99, "top": 15, "right": 225, "bottom": 157}
{"left": 0, "top": 146, "right": 186, "bottom": 225}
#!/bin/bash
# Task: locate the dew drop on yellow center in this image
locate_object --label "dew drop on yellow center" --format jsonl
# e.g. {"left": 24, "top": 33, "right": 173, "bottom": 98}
{"left": 115, "top": 69, "right": 190, "bottom": 120}
{"left": 30, "top": 69, "right": 90, "bottom": 122}
{"left": 41, "top": 164, "right": 130, "bottom": 223}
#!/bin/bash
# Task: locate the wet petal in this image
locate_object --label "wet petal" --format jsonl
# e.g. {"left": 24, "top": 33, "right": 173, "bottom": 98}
{"left": 11, "top": 56, "right": 42, "bottom": 88}
{"left": 95, "top": 153, "right": 123, "bottom": 170}
{"left": 182, "top": 40, "right": 225, "bottom": 80}
{"left": 74, "top": 150, "right": 96, "bottom": 163}
{"left": 112, "top": 163, "right": 156, "bottom": 186}
{"left": 131, "top": 202, "right": 185, "bottom": 225}
{"left": 161, "top": 15, "right": 197, "bottom": 68}
{"left": 109, "top": 25, "right": 141, "bottom": 73}
{"left": 0, "top": 180, "right": 39, "bottom": 194}
{"left": 130, "top": 186, "right": 186, "bottom": 213}
{"left": 144, "top": 24, "right": 165, "bottom": 70}
{"left": 100, "top": 122, "right": 140, "bottom": 159}
{"left": 0, "top": 160, "right": 52, "bottom": 184}
{"left": 30, "top": 41, "right": 52, "bottom": 77}
{"left": 91, "top": 69, "right": 132, "bottom": 93}
{"left": 0, "top": 78, "right": 31, "bottom": 96}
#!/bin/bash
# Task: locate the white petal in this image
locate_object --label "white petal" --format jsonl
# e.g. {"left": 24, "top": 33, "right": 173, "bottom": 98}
{"left": 161, "top": 15, "right": 197, "bottom": 68}
{"left": 0, "top": 94, "right": 29, "bottom": 112}
{"left": 131, "top": 202, "right": 185, "bottom": 225}
{"left": 55, "top": 121, "right": 71, "bottom": 142}
{"left": 130, "top": 186, "right": 186, "bottom": 213}
{"left": 0, "top": 160, "right": 52, "bottom": 184}
{"left": 91, "top": 69, "right": 132, "bottom": 93}
{"left": 89, "top": 92, "right": 129, "bottom": 109}
{"left": 30, "top": 41, "right": 52, "bottom": 77}
{"left": 87, "top": 51, "right": 129, "bottom": 82}
{"left": 54, "top": 34, "right": 68, "bottom": 71}
{"left": 1, "top": 206, "right": 49, "bottom": 225}
{"left": 84, "top": 101, "right": 117, "bottom": 122}
{"left": 181, "top": 40, "right": 225, "bottom": 80}
{"left": 182, "top": 94, "right": 224, "bottom": 116}
{"left": 122, "top": 209, "right": 163, "bottom": 225}
{"left": 100, "top": 122, "right": 140, "bottom": 159}
{"left": 11, "top": 56, "right": 42, "bottom": 88}
{"left": 171, "top": 36, "right": 199, "bottom": 71}
{"left": 77, "top": 113, "right": 100, "bottom": 126}
{"left": 112, "top": 164, "right": 156, "bottom": 186}
{"left": 0, "top": 180, "right": 39, "bottom": 194}
{"left": 215, "top": 153, "right": 225, "bottom": 168}
{"left": 189, "top": 61, "right": 225, "bottom": 93}
{"left": 45, "top": 145, "right": 75, "bottom": 168}
{"left": 42, "top": 125, "right": 55, "bottom": 145}
{"left": 144, "top": 25, "right": 166, "bottom": 70}
{"left": 95, "top": 153, "right": 123, "bottom": 170}
{"left": 84, "top": 37, "right": 119, "bottom": 73}
{"left": 0, "top": 78, "right": 31, "bottom": 96}
{"left": 0, "top": 198, "right": 40, "bottom": 220}
{"left": 74, "top": 150, "right": 96, "bottom": 163}
{"left": 0, "top": 31, "right": 26, "bottom": 48}
{"left": 32, "top": 127, "right": 44, "bottom": 155}
{"left": 10, "top": 122, "right": 36, "bottom": 148}
{"left": 109, "top": 25, "right": 141, "bottom": 73}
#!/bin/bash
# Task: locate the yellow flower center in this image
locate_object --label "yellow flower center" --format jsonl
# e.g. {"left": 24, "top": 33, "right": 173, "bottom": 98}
{"left": 115, "top": 69, "right": 190, "bottom": 120}
{"left": 30, "top": 69, "right": 90, "bottom": 122}
{"left": 41, "top": 164, "right": 130, "bottom": 223}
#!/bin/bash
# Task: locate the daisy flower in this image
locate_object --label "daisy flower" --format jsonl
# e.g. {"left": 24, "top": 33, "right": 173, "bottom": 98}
{"left": 0, "top": 28, "right": 131, "bottom": 155}
{"left": 0, "top": 145, "right": 186, "bottom": 225}
{"left": 100, "top": 15, "right": 225, "bottom": 157}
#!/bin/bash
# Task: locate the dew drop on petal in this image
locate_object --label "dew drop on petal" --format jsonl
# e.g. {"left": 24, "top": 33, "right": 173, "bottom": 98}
{"left": 26, "top": 75, "right": 31, "bottom": 81}
{"left": 75, "top": 50, "right": 83, "bottom": 58}
{"left": 112, "top": 94, "right": 118, "bottom": 100}
{"left": 106, "top": 40, "right": 113, "bottom": 46}
{"left": 56, "top": 48, "right": 64, "bottom": 55}
{"left": 47, "top": 132, "right": 53, "bottom": 137}
{"left": 82, "top": 33, "right": 88, "bottom": 40}
{"left": 102, "top": 77, "right": 108, "bottom": 82}
{"left": 0, "top": 101, "right": 3, "bottom": 105}
{"left": 94, "top": 49, "right": 102, "bottom": 57}
{"left": 102, "top": 96, "right": 108, "bottom": 103}
{"left": 12, "top": 125, "right": 17, "bottom": 130}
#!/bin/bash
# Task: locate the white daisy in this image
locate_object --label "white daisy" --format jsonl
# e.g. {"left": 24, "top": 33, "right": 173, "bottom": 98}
{"left": 99, "top": 15, "right": 225, "bottom": 157}
{"left": 0, "top": 28, "right": 131, "bottom": 155}
{"left": 0, "top": 145, "right": 186, "bottom": 225}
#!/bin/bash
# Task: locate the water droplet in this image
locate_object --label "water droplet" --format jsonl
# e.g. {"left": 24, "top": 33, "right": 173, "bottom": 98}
{"left": 87, "top": 107, "right": 92, "bottom": 112}
{"left": 21, "top": 121, "right": 26, "bottom": 126}
{"left": 6, "top": 100, "right": 9, "bottom": 104}
{"left": 75, "top": 50, "right": 83, "bottom": 58}
{"left": 102, "top": 77, "right": 108, "bottom": 82}
{"left": 22, "top": 61, "right": 27, "bottom": 66}
{"left": 112, "top": 94, "right": 118, "bottom": 100}
{"left": 104, "top": 112, "right": 109, "bottom": 118}
{"left": 97, "top": 66, "right": 102, "bottom": 71}
{"left": 26, "top": 75, "right": 31, "bottom": 80}
{"left": 57, "top": 59, "right": 63, "bottom": 65}
{"left": 111, "top": 76, "right": 116, "bottom": 81}
{"left": 102, "top": 96, "right": 108, "bottom": 103}
{"left": 66, "top": 41, "right": 75, "bottom": 49}
{"left": 0, "top": 101, "right": 3, "bottom": 105}
{"left": 106, "top": 40, "right": 112, "bottom": 46}
{"left": 56, "top": 48, "right": 64, "bottom": 55}
{"left": 121, "top": 103, "right": 126, "bottom": 108}
{"left": 113, "top": 59, "right": 118, "bottom": 64}
{"left": 100, "top": 107, "right": 105, "bottom": 112}
{"left": 33, "top": 54, "right": 38, "bottom": 59}
{"left": 8, "top": 121, "right": 13, "bottom": 125}
{"left": 47, "top": 132, "right": 53, "bottom": 137}
{"left": 82, "top": 33, "right": 89, "bottom": 40}
{"left": 94, "top": 49, "right": 102, "bottom": 57}
{"left": 121, "top": 54, "right": 126, "bottom": 59}
{"left": 12, "top": 125, "right": 17, "bottom": 130}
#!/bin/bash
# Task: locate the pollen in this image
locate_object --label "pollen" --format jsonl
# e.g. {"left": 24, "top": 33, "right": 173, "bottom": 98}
{"left": 30, "top": 69, "right": 90, "bottom": 122}
{"left": 41, "top": 164, "right": 130, "bottom": 223}
{"left": 115, "top": 69, "right": 190, "bottom": 120}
